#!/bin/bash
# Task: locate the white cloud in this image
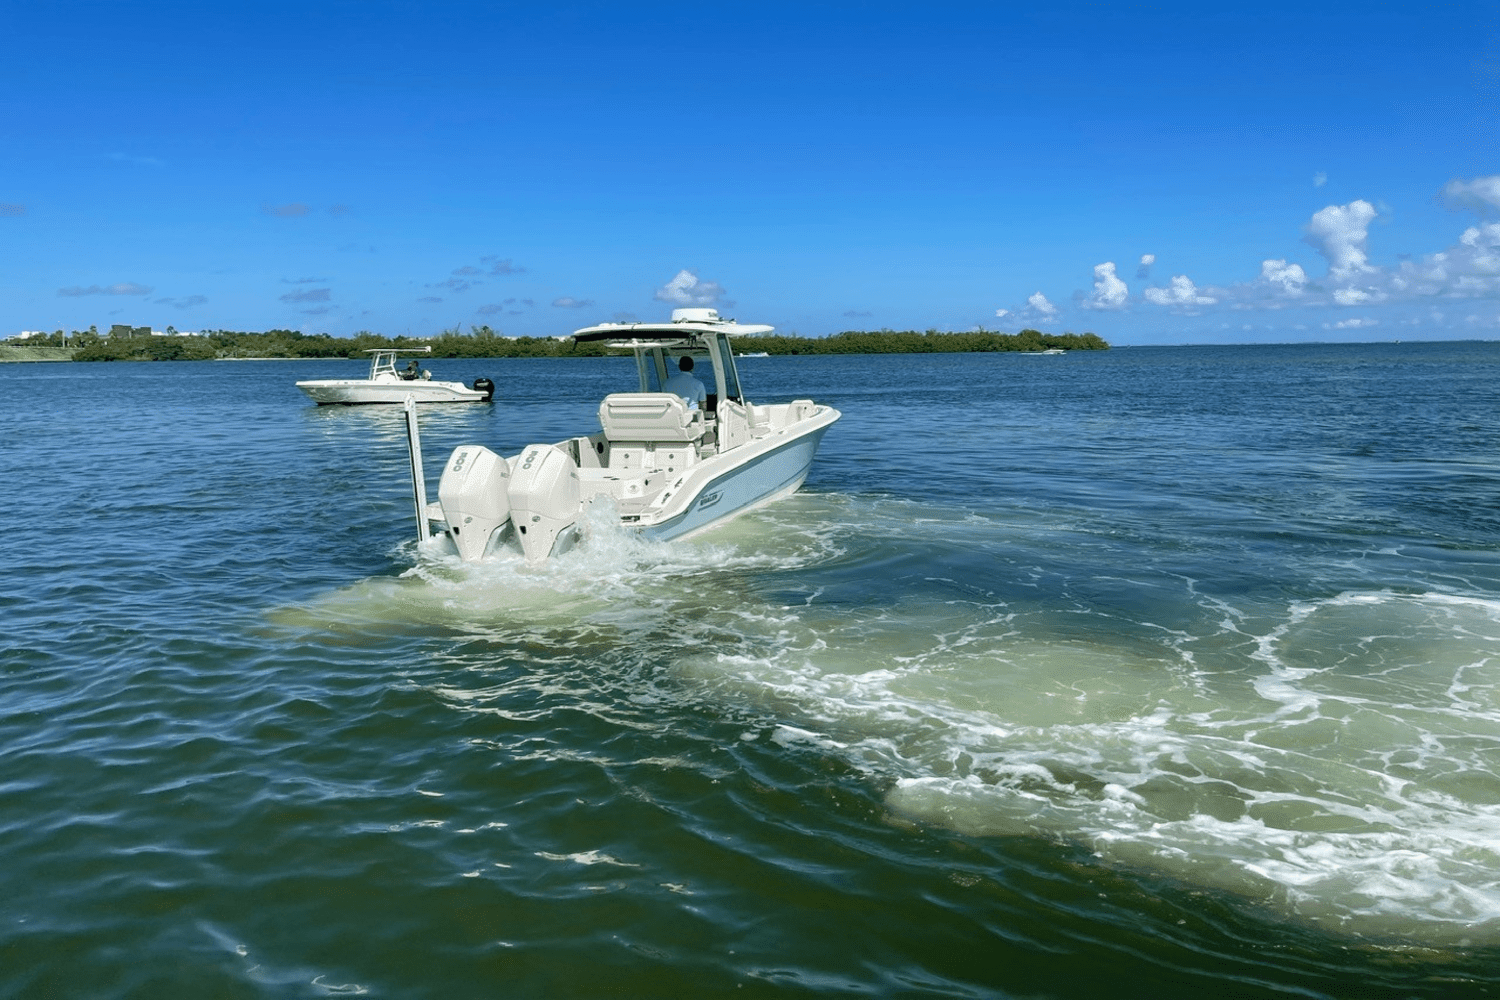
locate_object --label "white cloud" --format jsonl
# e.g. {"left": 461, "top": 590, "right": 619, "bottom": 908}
{"left": 1000, "top": 179, "right": 1500, "bottom": 330}
{"left": 552, "top": 297, "right": 594, "bottom": 309}
{"left": 57, "top": 282, "right": 153, "bottom": 297}
{"left": 1258, "top": 259, "right": 1309, "bottom": 297}
{"left": 1026, "top": 291, "right": 1058, "bottom": 318}
{"left": 1323, "top": 317, "right": 1379, "bottom": 329}
{"left": 1304, "top": 200, "right": 1377, "bottom": 279}
{"left": 1440, "top": 175, "right": 1500, "bottom": 214}
{"left": 1332, "top": 287, "right": 1372, "bottom": 305}
{"left": 654, "top": 269, "right": 725, "bottom": 307}
{"left": 1135, "top": 253, "right": 1155, "bottom": 280}
{"left": 1380, "top": 226, "right": 1500, "bottom": 301}
{"left": 1143, "top": 274, "right": 1217, "bottom": 309}
{"left": 1082, "top": 261, "right": 1129, "bottom": 310}
{"left": 1314, "top": 172, "right": 1327, "bottom": 188}
{"left": 1458, "top": 221, "right": 1500, "bottom": 273}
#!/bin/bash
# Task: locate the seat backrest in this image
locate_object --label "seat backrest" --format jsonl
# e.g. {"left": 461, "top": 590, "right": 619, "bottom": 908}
{"left": 598, "top": 392, "right": 700, "bottom": 442}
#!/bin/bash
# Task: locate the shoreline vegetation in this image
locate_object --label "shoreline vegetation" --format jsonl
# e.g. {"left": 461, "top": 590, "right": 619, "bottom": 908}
{"left": 4, "top": 325, "right": 1107, "bottom": 363}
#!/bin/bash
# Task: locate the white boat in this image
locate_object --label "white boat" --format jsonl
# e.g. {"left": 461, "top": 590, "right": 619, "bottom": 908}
{"left": 402, "top": 308, "right": 841, "bottom": 563}
{"left": 296, "top": 348, "right": 494, "bottom": 405}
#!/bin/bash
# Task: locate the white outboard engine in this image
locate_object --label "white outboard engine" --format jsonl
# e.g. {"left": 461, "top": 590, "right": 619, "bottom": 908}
{"left": 437, "top": 445, "right": 512, "bottom": 561}
{"left": 507, "top": 444, "right": 581, "bottom": 563}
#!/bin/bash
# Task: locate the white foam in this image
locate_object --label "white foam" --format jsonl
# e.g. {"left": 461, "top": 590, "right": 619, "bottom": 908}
{"left": 684, "top": 588, "right": 1500, "bottom": 945}
{"left": 288, "top": 491, "right": 1500, "bottom": 947}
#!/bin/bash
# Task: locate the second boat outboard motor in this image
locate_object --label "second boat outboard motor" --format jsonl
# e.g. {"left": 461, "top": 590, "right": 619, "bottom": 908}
{"left": 472, "top": 377, "right": 495, "bottom": 401}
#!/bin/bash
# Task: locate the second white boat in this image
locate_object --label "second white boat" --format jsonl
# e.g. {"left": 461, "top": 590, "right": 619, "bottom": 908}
{"left": 297, "top": 347, "right": 495, "bottom": 405}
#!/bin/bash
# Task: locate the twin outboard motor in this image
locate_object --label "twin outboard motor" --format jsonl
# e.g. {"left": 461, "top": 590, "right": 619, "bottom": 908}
{"left": 436, "top": 442, "right": 581, "bottom": 563}
{"left": 472, "top": 377, "right": 495, "bottom": 401}
{"left": 507, "top": 444, "right": 581, "bottom": 563}
{"left": 437, "top": 446, "right": 511, "bottom": 561}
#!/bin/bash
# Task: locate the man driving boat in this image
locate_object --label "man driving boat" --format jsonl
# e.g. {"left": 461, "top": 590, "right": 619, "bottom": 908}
{"left": 662, "top": 355, "right": 706, "bottom": 409}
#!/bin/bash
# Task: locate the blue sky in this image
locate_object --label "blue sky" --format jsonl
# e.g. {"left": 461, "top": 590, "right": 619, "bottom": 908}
{"left": 3, "top": 0, "right": 1497, "bottom": 345}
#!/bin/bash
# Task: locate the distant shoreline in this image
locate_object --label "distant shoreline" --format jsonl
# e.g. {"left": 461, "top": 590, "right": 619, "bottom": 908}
{"left": 0, "top": 347, "right": 76, "bottom": 362}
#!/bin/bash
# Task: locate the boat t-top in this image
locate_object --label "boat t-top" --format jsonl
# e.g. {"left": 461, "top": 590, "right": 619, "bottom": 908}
{"left": 296, "top": 347, "right": 495, "bottom": 405}
{"left": 403, "top": 308, "right": 840, "bottom": 563}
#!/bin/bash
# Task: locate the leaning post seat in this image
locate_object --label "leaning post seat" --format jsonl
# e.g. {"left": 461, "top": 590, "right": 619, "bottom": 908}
{"left": 598, "top": 393, "right": 703, "bottom": 443}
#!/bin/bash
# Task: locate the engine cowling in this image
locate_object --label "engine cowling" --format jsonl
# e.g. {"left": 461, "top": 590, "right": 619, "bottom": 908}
{"left": 507, "top": 444, "right": 581, "bottom": 563}
{"left": 437, "top": 445, "right": 512, "bottom": 561}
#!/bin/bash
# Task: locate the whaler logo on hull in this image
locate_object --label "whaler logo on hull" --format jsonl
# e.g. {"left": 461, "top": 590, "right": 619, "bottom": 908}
{"left": 696, "top": 490, "right": 723, "bottom": 511}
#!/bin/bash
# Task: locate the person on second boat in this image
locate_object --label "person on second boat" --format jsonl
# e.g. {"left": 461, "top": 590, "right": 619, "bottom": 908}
{"left": 662, "top": 355, "right": 706, "bottom": 409}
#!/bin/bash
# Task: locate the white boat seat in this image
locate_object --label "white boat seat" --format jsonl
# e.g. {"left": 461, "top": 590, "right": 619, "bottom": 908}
{"left": 598, "top": 392, "right": 703, "bottom": 443}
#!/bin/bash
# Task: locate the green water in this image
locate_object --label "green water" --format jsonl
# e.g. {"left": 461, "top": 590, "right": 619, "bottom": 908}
{"left": 4, "top": 344, "right": 1500, "bottom": 997}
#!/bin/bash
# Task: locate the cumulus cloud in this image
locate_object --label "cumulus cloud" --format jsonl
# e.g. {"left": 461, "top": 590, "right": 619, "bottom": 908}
{"left": 552, "top": 297, "right": 594, "bottom": 309}
{"left": 0, "top": 203, "right": 24, "bottom": 217}
{"left": 264, "top": 203, "right": 311, "bottom": 217}
{"left": 1387, "top": 222, "right": 1500, "bottom": 299}
{"left": 1143, "top": 274, "right": 1217, "bottom": 309}
{"left": 1332, "top": 287, "right": 1374, "bottom": 305}
{"left": 654, "top": 269, "right": 725, "bottom": 307}
{"left": 1258, "top": 259, "right": 1309, "bottom": 297}
{"left": 1324, "top": 317, "right": 1379, "bottom": 329}
{"left": 1082, "top": 261, "right": 1129, "bottom": 310}
{"left": 1440, "top": 175, "right": 1500, "bottom": 214}
{"left": 280, "top": 287, "right": 331, "bottom": 303}
{"left": 1304, "top": 199, "right": 1377, "bottom": 279}
{"left": 1458, "top": 221, "right": 1500, "bottom": 273}
{"left": 1026, "top": 291, "right": 1058, "bottom": 318}
{"left": 991, "top": 178, "right": 1500, "bottom": 326}
{"left": 58, "top": 282, "right": 153, "bottom": 297}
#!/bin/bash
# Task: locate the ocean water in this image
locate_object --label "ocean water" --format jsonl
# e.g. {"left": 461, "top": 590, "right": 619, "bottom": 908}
{"left": 3, "top": 342, "right": 1499, "bottom": 999}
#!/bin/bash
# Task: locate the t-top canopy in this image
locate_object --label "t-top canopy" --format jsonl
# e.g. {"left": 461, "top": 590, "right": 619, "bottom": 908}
{"left": 573, "top": 308, "right": 774, "bottom": 344}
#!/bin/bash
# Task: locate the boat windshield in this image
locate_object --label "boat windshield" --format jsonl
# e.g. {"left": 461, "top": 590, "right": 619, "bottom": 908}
{"left": 643, "top": 347, "right": 713, "bottom": 396}
{"left": 716, "top": 333, "right": 743, "bottom": 402}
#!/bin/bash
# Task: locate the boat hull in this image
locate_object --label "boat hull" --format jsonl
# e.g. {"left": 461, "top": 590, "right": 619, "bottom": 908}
{"left": 634, "top": 412, "right": 836, "bottom": 543}
{"left": 427, "top": 404, "right": 839, "bottom": 562}
{"left": 297, "top": 379, "right": 488, "bottom": 405}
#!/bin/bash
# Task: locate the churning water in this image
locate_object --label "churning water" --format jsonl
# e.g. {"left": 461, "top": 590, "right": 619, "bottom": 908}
{"left": 4, "top": 342, "right": 1499, "bottom": 997}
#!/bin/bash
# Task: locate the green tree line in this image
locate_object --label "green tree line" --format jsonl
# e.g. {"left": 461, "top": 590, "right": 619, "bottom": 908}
{"left": 63, "top": 324, "right": 1107, "bottom": 362}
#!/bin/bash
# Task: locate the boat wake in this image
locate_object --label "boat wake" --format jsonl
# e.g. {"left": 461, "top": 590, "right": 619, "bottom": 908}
{"left": 281, "top": 492, "right": 1500, "bottom": 947}
{"left": 684, "top": 584, "right": 1500, "bottom": 947}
